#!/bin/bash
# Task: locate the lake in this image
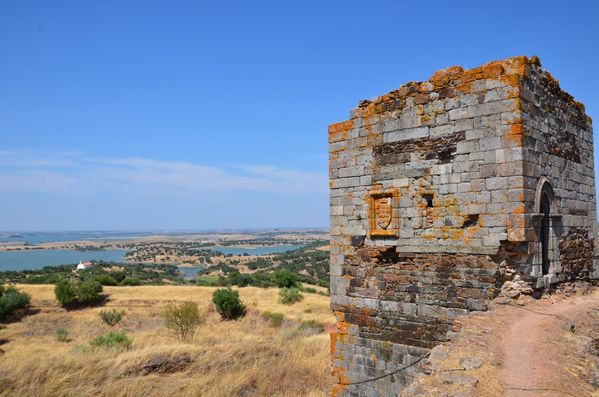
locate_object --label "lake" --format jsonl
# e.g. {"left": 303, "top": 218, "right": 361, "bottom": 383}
{"left": 177, "top": 266, "right": 205, "bottom": 278}
{"left": 0, "top": 249, "right": 128, "bottom": 272}
{"left": 0, "top": 244, "right": 303, "bottom": 276}
{"left": 0, "top": 231, "right": 160, "bottom": 244}
{"left": 0, "top": 248, "right": 204, "bottom": 279}
{"left": 208, "top": 244, "right": 302, "bottom": 255}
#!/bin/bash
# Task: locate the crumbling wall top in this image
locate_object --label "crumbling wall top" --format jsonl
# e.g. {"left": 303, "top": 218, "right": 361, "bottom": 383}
{"left": 335, "top": 55, "right": 589, "bottom": 125}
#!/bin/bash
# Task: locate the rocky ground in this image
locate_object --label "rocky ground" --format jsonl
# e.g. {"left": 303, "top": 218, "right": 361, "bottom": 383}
{"left": 402, "top": 284, "right": 599, "bottom": 397}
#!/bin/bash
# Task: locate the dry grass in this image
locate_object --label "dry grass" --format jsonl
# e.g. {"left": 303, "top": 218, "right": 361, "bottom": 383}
{"left": 0, "top": 285, "right": 335, "bottom": 397}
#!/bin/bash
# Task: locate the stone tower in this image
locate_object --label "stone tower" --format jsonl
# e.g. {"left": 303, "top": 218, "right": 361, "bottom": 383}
{"left": 328, "top": 56, "right": 598, "bottom": 396}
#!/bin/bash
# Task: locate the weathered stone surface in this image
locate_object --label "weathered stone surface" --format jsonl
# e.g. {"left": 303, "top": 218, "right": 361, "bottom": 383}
{"left": 558, "top": 227, "right": 594, "bottom": 280}
{"left": 439, "top": 372, "right": 479, "bottom": 387}
{"left": 459, "top": 356, "right": 484, "bottom": 370}
{"left": 329, "top": 56, "right": 597, "bottom": 396}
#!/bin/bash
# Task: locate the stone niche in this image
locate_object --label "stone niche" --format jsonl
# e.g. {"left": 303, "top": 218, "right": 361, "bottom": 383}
{"left": 328, "top": 56, "right": 598, "bottom": 396}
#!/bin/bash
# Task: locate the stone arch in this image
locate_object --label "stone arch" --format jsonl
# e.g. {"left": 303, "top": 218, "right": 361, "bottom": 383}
{"left": 532, "top": 177, "right": 561, "bottom": 280}
{"left": 534, "top": 177, "right": 556, "bottom": 214}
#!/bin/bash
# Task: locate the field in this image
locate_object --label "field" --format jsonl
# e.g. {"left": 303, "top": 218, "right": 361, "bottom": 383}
{"left": 0, "top": 285, "right": 335, "bottom": 397}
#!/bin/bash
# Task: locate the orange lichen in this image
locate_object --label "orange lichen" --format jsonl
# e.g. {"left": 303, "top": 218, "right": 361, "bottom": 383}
{"left": 430, "top": 65, "right": 465, "bottom": 88}
{"left": 499, "top": 73, "right": 521, "bottom": 89}
{"left": 505, "top": 123, "right": 525, "bottom": 146}
{"left": 454, "top": 82, "right": 473, "bottom": 94}
{"left": 421, "top": 232, "right": 436, "bottom": 240}
{"left": 328, "top": 120, "right": 353, "bottom": 143}
{"left": 482, "top": 63, "right": 504, "bottom": 78}
{"left": 440, "top": 227, "right": 464, "bottom": 241}
{"left": 507, "top": 228, "right": 526, "bottom": 241}
{"left": 457, "top": 69, "right": 483, "bottom": 85}
{"left": 513, "top": 203, "right": 526, "bottom": 214}
{"left": 464, "top": 225, "right": 480, "bottom": 243}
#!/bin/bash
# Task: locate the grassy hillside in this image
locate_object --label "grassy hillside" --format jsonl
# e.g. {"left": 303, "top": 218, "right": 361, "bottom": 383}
{"left": 0, "top": 285, "right": 334, "bottom": 396}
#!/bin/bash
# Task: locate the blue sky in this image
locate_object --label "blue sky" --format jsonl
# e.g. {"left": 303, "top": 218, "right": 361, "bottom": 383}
{"left": 1, "top": 1, "right": 598, "bottom": 230}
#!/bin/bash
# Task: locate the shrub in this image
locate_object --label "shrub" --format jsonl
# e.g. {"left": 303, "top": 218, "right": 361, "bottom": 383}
{"left": 54, "top": 279, "right": 77, "bottom": 306}
{"left": 95, "top": 274, "right": 118, "bottom": 286}
{"left": 262, "top": 311, "right": 284, "bottom": 327}
{"left": 195, "top": 275, "right": 219, "bottom": 287}
{"left": 298, "top": 319, "right": 325, "bottom": 334}
{"left": 274, "top": 269, "right": 298, "bottom": 288}
{"left": 227, "top": 272, "right": 253, "bottom": 287}
{"left": 54, "top": 279, "right": 103, "bottom": 307}
{"left": 99, "top": 309, "right": 124, "bottom": 326}
{"left": 111, "top": 272, "right": 126, "bottom": 283}
{"left": 55, "top": 326, "right": 69, "bottom": 342}
{"left": 77, "top": 280, "right": 103, "bottom": 302}
{"left": 303, "top": 287, "right": 317, "bottom": 294}
{"left": 0, "top": 285, "right": 31, "bottom": 318}
{"left": 212, "top": 288, "right": 246, "bottom": 320}
{"left": 120, "top": 277, "right": 141, "bottom": 286}
{"left": 278, "top": 287, "right": 304, "bottom": 305}
{"left": 23, "top": 275, "right": 52, "bottom": 284}
{"left": 90, "top": 331, "right": 132, "bottom": 350}
{"left": 162, "top": 301, "right": 206, "bottom": 342}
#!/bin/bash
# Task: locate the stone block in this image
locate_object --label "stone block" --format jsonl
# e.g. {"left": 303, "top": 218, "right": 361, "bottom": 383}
{"left": 383, "top": 126, "right": 430, "bottom": 143}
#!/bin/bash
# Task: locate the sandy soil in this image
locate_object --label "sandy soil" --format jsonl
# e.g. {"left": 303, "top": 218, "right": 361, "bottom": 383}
{"left": 403, "top": 288, "right": 599, "bottom": 397}
{"left": 499, "top": 292, "right": 599, "bottom": 396}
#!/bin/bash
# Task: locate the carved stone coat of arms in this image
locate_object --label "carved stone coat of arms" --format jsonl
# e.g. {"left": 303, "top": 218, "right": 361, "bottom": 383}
{"left": 374, "top": 196, "right": 392, "bottom": 230}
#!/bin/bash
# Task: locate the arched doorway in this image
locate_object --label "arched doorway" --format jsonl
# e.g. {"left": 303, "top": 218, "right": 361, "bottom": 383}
{"left": 534, "top": 177, "right": 557, "bottom": 277}
{"left": 540, "top": 192, "right": 551, "bottom": 275}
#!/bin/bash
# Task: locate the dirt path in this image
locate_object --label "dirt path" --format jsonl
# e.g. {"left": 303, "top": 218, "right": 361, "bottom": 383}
{"left": 499, "top": 293, "right": 599, "bottom": 397}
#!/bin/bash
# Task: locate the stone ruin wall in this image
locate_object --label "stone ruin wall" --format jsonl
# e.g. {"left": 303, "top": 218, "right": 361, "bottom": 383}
{"left": 328, "top": 56, "right": 598, "bottom": 396}
{"left": 519, "top": 63, "right": 597, "bottom": 283}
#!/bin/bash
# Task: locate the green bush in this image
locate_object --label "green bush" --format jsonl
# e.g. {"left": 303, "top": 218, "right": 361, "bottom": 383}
{"left": 54, "top": 279, "right": 103, "bottom": 307}
{"left": 261, "top": 311, "right": 284, "bottom": 327}
{"left": 278, "top": 287, "right": 304, "bottom": 305}
{"left": 99, "top": 309, "right": 124, "bottom": 326}
{"left": 54, "top": 279, "right": 77, "bottom": 306}
{"left": 95, "top": 274, "right": 118, "bottom": 286}
{"left": 162, "top": 301, "right": 206, "bottom": 342}
{"left": 303, "top": 287, "right": 317, "bottom": 294}
{"left": 90, "top": 331, "right": 132, "bottom": 350}
{"left": 77, "top": 280, "right": 103, "bottom": 302}
{"left": 111, "top": 272, "right": 126, "bottom": 283}
{"left": 0, "top": 285, "right": 31, "bottom": 318}
{"left": 55, "top": 326, "right": 69, "bottom": 342}
{"left": 21, "top": 275, "right": 46, "bottom": 284}
{"left": 227, "top": 272, "right": 253, "bottom": 287}
{"left": 274, "top": 269, "right": 298, "bottom": 288}
{"left": 212, "top": 288, "right": 246, "bottom": 320}
{"left": 195, "top": 275, "right": 220, "bottom": 287}
{"left": 120, "top": 277, "right": 141, "bottom": 286}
